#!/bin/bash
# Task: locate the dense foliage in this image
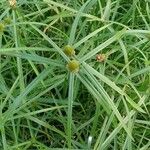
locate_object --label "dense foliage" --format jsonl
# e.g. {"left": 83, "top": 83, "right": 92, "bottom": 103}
{"left": 0, "top": 0, "right": 150, "bottom": 149}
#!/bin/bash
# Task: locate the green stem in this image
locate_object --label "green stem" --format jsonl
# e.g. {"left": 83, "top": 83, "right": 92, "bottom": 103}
{"left": 12, "top": 10, "right": 25, "bottom": 93}
{"left": 67, "top": 73, "right": 75, "bottom": 148}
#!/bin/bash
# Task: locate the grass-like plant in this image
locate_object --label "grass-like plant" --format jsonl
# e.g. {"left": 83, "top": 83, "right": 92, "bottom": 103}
{"left": 0, "top": 0, "right": 150, "bottom": 149}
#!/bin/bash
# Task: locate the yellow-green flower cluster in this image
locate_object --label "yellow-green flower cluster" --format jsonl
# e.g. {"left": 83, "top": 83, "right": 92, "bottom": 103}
{"left": 63, "top": 45, "right": 75, "bottom": 57}
{"left": 63, "top": 45, "right": 80, "bottom": 73}
{"left": 66, "top": 60, "right": 80, "bottom": 73}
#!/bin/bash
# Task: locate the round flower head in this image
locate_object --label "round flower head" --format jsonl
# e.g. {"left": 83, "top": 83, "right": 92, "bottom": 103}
{"left": 67, "top": 60, "right": 80, "bottom": 73}
{"left": 64, "top": 45, "right": 75, "bottom": 57}
{"left": 96, "top": 54, "right": 106, "bottom": 62}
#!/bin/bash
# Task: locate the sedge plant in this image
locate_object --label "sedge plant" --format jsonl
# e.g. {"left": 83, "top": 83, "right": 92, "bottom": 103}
{"left": 0, "top": 0, "right": 150, "bottom": 149}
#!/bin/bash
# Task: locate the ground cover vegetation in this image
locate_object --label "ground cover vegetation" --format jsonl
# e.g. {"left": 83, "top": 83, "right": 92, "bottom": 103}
{"left": 0, "top": 0, "right": 150, "bottom": 149}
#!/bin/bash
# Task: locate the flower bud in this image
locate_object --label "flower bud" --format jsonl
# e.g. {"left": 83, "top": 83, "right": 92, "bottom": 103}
{"left": 64, "top": 45, "right": 75, "bottom": 57}
{"left": 67, "top": 60, "right": 80, "bottom": 73}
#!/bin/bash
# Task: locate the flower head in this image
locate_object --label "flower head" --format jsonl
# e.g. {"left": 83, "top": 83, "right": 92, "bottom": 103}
{"left": 0, "top": 23, "right": 5, "bottom": 33}
{"left": 96, "top": 54, "right": 106, "bottom": 62}
{"left": 67, "top": 60, "right": 80, "bottom": 73}
{"left": 9, "top": 0, "right": 17, "bottom": 8}
{"left": 64, "top": 45, "right": 75, "bottom": 57}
